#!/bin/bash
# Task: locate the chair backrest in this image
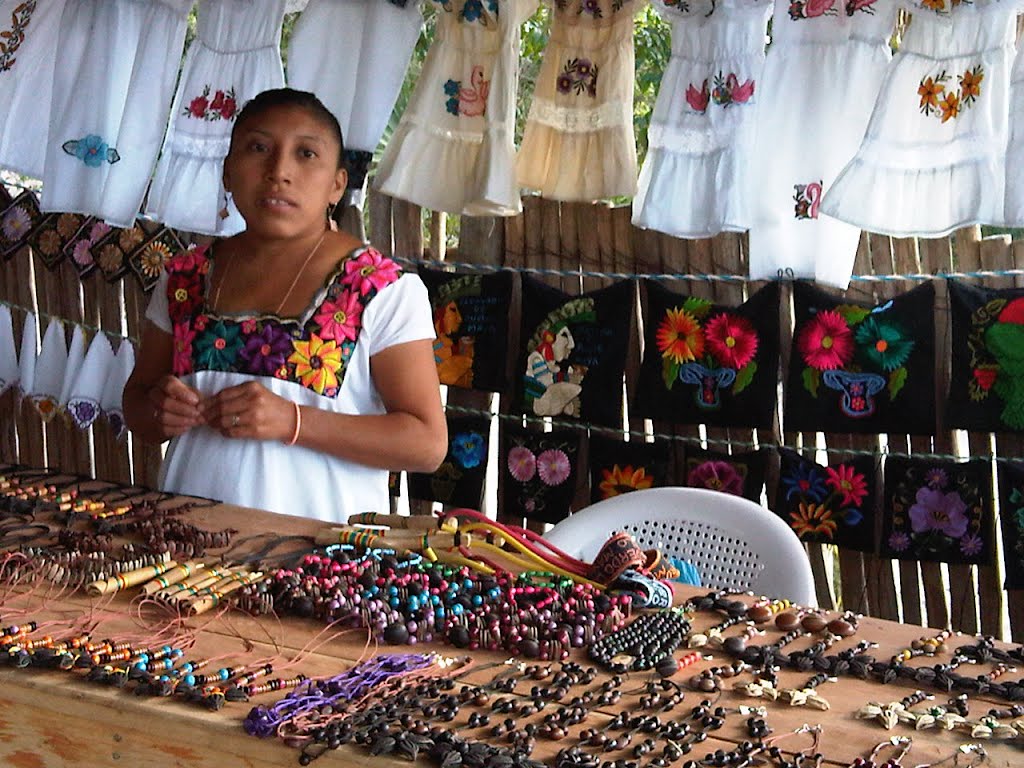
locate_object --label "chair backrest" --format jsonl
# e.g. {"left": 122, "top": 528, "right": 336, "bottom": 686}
{"left": 543, "top": 487, "right": 816, "bottom": 606}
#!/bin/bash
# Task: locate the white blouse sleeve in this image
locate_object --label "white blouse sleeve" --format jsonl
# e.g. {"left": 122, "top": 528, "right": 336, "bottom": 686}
{"left": 144, "top": 270, "right": 172, "bottom": 333}
{"left": 363, "top": 273, "right": 435, "bottom": 357}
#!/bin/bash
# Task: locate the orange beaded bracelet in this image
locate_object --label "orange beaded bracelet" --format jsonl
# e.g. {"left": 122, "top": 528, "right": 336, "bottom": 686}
{"left": 285, "top": 402, "right": 301, "bottom": 446}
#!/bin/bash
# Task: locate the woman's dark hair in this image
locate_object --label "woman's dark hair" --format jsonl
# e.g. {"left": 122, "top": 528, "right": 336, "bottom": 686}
{"left": 228, "top": 88, "right": 345, "bottom": 169}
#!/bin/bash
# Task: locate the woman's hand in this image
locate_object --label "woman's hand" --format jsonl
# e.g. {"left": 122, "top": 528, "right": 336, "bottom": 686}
{"left": 150, "top": 375, "right": 204, "bottom": 438}
{"left": 201, "top": 381, "right": 296, "bottom": 442}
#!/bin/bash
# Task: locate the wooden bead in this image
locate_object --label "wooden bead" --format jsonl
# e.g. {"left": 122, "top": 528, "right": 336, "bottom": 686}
{"left": 775, "top": 612, "right": 800, "bottom": 632}
{"left": 800, "top": 614, "right": 827, "bottom": 633}
{"left": 747, "top": 605, "right": 773, "bottom": 624}
{"left": 827, "top": 618, "right": 855, "bottom": 637}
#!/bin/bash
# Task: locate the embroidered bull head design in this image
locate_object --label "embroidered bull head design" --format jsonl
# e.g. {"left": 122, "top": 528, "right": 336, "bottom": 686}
{"left": 679, "top": 362, "right": 737, "bottom": 409}
{"left": 822, "top": 370, "right": 885, "bottom": 418}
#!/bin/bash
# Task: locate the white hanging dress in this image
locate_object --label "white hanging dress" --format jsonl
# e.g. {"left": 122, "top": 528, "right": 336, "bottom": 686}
{"left": 0, "top": 0, "right": 66, "bottom": 179}
{"left": 39, "top": 0, "right": 192, "bottom": 227}
{"left": 287, "top": 0, "right": 424, "bottom": 208}
{"left": 745, "top": 0, "right": 898, "bottom": 289}
{"left": 632, "top": 0, "right": 771, "bottom": 237}
{"left": 823, "top": 0, "right": 1017, "bottom": 237}
{"left": 374, "top": 0, "right": 537, "bottom": 216}
{"left": 1001, "top": 5, "right": 1024, "bottom": 224}
{"left": 145, "top": 0, "right": 287, "bottom": 236}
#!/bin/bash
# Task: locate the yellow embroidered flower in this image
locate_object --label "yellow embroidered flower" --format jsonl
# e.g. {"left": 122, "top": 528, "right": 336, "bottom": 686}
{"left": 656, "top": 308, "right": 704, "bottom": 364}
{"left": 939, "top": 91, "right": 960, "bottom": 123}
{"left": 288, "top": 333, "right": 343, "bottom": 395}
{"left": 139, "top": 242, "right": 171, "bottom": 278}
{"left": 789, "top": 502, "right": 837, "bottom": 539}
{"left": 959, "top": 66, "right": 983, "bottom": 103}
{"left": 37, "top": 229, "right": 61, "bottom": 256}
{"left": 920, "top": 0, "right": 944, "bottom": 10}
{"left": 917, "top": 76, "right": 944, "bottom": 113}
{"left": 598, "top": 464, "right": 654, "bottom": 499}
{"left": 56, "top": 213, "right": 82, "bottom": 239}
{"left": 119, "top": 224, "right": 145, "bottom": 252}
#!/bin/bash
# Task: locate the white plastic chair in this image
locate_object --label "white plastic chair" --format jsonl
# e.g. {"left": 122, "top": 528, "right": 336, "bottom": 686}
{"left": 544, "top": 487, "right": 816, "bottom": 606}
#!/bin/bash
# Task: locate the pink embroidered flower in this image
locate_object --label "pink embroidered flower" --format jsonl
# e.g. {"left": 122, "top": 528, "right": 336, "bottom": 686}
{"left": 172, "top": 322, "right": 196, "bottom": 376}
{"left": 210, "top": 90, "right": 226, "bottom": 113}
{"left": 193, "top": 314, "right": 209, "bottom": 332}
{"left": 89, "top": 221, "right": 111, "bottom": 243}
{"left": 1, "top": 206, "right": 32, "bottom": 242}
{"left": 705, "top": 313, "right": 758, "bottom": 370}
{"left": 72, "top": 239, "right": 94, "bottom": 267}
{"left": 687, "top": 461, "right": 744, "bottom": 496}
{"left": 314, "top": 291, "right": 363, "bottom": 342}
{"left": 536, "top": 449, "right": 571, "bottom": 487}
{"left": 342, "top": 249, "right": 400, "bottom": 295}
{"left": 797, "top": 310, "right": 854, "bottom": 371}
{"left": 508, "top": 446, "right": 536, "bottom": 483}
{"left": 240, "top": 318, "right": 258, "bottom": 335}
{"left": 166, "top": 245, "right": 209, "bottom": 274}
{"left": 803, "top": 0, "right": 836, "bottom": 16}
{"left": 824, "top": 464, "right": 868, "bottom": 508}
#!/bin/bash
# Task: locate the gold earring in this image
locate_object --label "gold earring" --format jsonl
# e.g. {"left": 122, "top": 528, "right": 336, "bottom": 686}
{"left": 219, "top": 190, "right": 231, "bottom": 220}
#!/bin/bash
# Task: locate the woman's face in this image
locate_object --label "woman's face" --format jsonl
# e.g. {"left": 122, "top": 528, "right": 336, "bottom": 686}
{"left": 223, "top": 104, "right": 346, "bottom": 240}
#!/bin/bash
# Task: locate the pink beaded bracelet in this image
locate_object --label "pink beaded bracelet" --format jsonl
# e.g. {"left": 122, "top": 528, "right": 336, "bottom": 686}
{"left": 285, "top": 402, "right": 301, "bottom": 446}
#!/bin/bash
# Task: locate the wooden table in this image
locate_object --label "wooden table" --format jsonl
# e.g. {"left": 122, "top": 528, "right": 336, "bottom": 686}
{"left": 0, "top": 498, "right": 1021, "bottom": 767}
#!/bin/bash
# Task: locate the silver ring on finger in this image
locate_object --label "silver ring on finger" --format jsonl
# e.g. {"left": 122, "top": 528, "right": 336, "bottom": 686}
{"left": 231, "top": 414, "right": 240, "bottom": 428}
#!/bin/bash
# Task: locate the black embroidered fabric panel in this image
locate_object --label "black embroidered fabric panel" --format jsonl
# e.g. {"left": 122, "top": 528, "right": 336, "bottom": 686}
{"left": 502, "top": 424, "right": 581, "bottom": 525}
{"left": 947, "top": 279, "right": 1024, "bottom": 433}
{"left": 880, "top": 455, "right": 993, "bottom": 565}
{"left": 634, "top": 281, "right": 780, "bottom": 429}
{"left": 517, "top": 276, "right": 633, "bottom": 427}
{"left": 408, "top": 415, "right": 491, "bottom": 509}
{"left": 587, "top": 433, "right": 672, "bottom": 505}
{"left": 773, "top": 448, "right": 877, "bottom": 552}
{"left": 420, "top": 269, "right": 514, "bottom": 394}
{"left": 784, "top": 281, "right": 936, "bottom": 435}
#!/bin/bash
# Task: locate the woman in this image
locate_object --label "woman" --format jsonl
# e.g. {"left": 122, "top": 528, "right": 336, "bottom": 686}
{"left": 124, "top": 88, "right": 447, "bottom": 522}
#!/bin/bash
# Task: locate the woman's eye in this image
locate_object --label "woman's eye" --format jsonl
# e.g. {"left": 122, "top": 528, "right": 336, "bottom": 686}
{"left": 248, "top": 141, "right": 268, "bottom": 152}
{"left": 300, "top": 148, "right": 317, "bottom": 159}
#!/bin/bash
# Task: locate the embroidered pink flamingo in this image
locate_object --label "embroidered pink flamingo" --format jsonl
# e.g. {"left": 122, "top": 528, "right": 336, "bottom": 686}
{"left": 725, "top": 74, "right": 755, "bottom": 104}
{"left": 685, "top": 79, "right": 710, "bottom": 113}
{"left": 458, "top": 66, "right": 490, "bottom": 117}
{"left": 803, "top": 0, "right": 836, "bottom": 15}
{"left": 805, "top": 181, "right": 822, "bottom": 218}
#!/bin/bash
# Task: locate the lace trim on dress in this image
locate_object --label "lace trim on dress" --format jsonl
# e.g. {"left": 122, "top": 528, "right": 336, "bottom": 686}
{"left": 527, "top": 98, "right": 631, "bottom": 133}
{"left": 167, "top": 133, "right": 232, "bottom": 160}
{"left": 646, "top": 122, "right": 732, "bottom": 154}
{"left": 402, "top": 117, "right": 486, "bottom": 144}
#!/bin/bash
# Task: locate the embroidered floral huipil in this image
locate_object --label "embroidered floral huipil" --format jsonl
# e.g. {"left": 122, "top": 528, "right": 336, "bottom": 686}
{"left": 745, "top": 0, "right": 898, "bottom": 288}
{"left": 516, "top": 0, "right": 641, "bottom": 202}
{"left": 823, "top": 0, "right": 1018, "bottom": 237}
{"left": 145, "top": 244, "right": 436, "bottom": 522}
{"left": 632, "top": 0, "right": 771, "bottom": 237}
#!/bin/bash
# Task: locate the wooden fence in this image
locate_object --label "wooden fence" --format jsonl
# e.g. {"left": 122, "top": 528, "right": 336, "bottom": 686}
{"left": 3, "top": 188, "right": 1024, "bottom": 641}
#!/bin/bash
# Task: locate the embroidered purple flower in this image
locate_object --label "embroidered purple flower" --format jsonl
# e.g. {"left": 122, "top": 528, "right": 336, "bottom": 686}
{"left": 888, "top": 531, "right": 911, "bottom": 552}
{"left": 1, "top": 206, "right": 32, "bottom": 242}
{"left": 451, "top": 431, "right": 486, "bottom": 469}
{"left": 556, "top": 73, "right": 574, "bottom": 94}
{"left": 959, "top": 533, "right": 983, "bottom": 557}
{"left": 238, "top": 322, "right": 293, "bottom": 376}
{"left": 342, "top": 249, "right": 400, "bottom": 296}
{"left": 687, "top": 460, "right": 744, "bottom": 496}
{"left": 781, "top": 462, "right": 827, "bottom": 502}
{"left": 537, "top": 449, "right": 571, "bottom": 487}
{"left": 314, "top": 291, "right": 363, "bottom": 343}
{"left": 194, "top": 320, "right": 244, "bottom": 371}
{"left": 508, "top": 446, "right": 536, "bottom": 482}
{"left": 924, "top": 468, "right": 948, "bottom": 490}
{"left": 68, "top": 400, "right": 100, "bottom": 429}
{"left": 909, "top": 487, "right": 969, "bottom": 539}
